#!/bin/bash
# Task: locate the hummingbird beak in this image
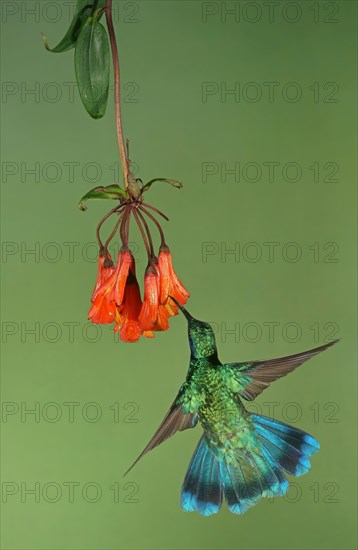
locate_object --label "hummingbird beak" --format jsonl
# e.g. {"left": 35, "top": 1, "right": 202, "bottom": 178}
{"left": 168, "top": 296, "right": 193, "bottom": 322}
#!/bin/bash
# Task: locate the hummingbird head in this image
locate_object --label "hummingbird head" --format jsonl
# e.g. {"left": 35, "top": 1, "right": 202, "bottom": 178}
{"left": 169, "top": 298, "right": 217, "bottom": 359}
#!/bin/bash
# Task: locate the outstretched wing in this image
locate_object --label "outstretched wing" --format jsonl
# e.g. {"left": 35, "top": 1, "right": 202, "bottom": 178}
{"left": 124, "top": 394, "right": 198, "bottom": 475}
{"left": 228, "top": 340, "right": 338, "bottom": 401}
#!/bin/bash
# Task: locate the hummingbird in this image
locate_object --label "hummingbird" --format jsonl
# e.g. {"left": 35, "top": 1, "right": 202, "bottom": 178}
{"left": 126, "top": 299, "right": 338, "bottom": 516}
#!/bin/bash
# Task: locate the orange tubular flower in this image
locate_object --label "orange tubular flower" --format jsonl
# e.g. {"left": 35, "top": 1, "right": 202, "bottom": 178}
{"left": 91, "top": 254, "right": 115, "bottom": 302}
{"left": 104, "top": 248, "right": 134, "bottom": 306}
{"left": 158, "top": 245, "right": 189, "bottom": 314}
{"left": 138, "top": 266, "right": 159, "bottom": 331}
{"left": 89, "top": 293, "right": 117, "bottom": 324}
{"left": 89, "top": 254, "right": 116, "bottom": 324}
{"left": 139, "top": 266, "right": 170, "bottom": 332}
{"left": 89, "top": 248, "right": 134, "bottom": 324}
{"left": 114, "top": 270, "right": 142, "bottom": 342}
{"left": 97, "top": 248, "right": 133, "bottom": 303}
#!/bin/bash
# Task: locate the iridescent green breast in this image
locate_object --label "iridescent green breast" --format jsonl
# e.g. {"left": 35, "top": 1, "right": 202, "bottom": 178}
{"left": 180, "top": 358, "right": 260, "bottom": 460}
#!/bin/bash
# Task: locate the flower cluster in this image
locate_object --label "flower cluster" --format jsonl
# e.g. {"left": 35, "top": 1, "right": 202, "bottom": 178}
{"left": 83, "top": 177, "right": 189, "bottom": 342}
{"left": 89, "top": 245, "right": 188, "bottom": 342}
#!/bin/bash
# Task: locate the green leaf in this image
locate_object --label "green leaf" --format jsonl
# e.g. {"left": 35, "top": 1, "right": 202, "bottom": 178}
{"left": 42, "top": 0, "right": 106, "bottom": 53}
{"left": 79, "top": 185, "right": 127, "bottom": 211}
{"left": 141, "top": 178, "right": 183, "bottom": 193}
{"left": 75, "top": 17, "right": 110, "bottom": 119}
{"left": 100, "top": 185, "right": 128, "bottom": 195}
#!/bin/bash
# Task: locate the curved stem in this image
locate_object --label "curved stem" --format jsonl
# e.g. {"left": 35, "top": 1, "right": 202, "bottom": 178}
{"left": 124, "top": 206, "right": 132, "bottom": 247}
{"left": 96, "top": 204, "right": 122, "bottom": 249}
{"left": 133, "top": 209, "right": 151, "bottom": 261}
{"left": 140, "top": 205, "right": 166, "bottom": 247}
{"left": 136, "top": 208, "right": 154, "bottom": 257}
{"left": 105, "top": 0, "right": 128, "bottom": 188}
{"left": 120, "top": 206, "right": 129, "bottom": 246}
{"left": 141, "top": 202, "right": 169, "bottom": 222}
{"left": 104, "top": 208, "right": 125, "bottom": 251}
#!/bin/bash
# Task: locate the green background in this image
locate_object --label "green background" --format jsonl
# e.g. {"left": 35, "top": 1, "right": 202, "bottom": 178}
{"left": 1, "top": 1, "right": 357, "bottom": 548}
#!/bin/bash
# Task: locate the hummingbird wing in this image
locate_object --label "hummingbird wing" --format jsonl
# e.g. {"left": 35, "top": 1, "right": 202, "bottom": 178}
{"left": 227, "top": 340, "right": 338, "bottom": 401}
{"left": 124, "top": 392, "right": 198, "bottom": 475}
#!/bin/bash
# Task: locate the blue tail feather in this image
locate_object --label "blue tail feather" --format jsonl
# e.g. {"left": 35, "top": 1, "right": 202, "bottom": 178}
{"left": 252, "top": 414, "right": 320, "bottom": 477}
{"left": 181, "top": 436, "right": 207, "bottom": 513}
{"left": 181, "top": 415, "right": 319, "bottom": 516}
{"left": 219, "top": 460, "right": 258, "bottom": 514}
{"left": 250, "top": 449, "right": 289, "bottom": 498}
{"left": 181, "top": 436, "right": 222, "bottom": 516}
{"left": 196, "top": 447, "right": 222, "bottom": 516}
{"left": 255, "top": 424, "right": 311, "bottom": 476}
{"left": 253, "top": 414, "right": 320, "bottom": 453}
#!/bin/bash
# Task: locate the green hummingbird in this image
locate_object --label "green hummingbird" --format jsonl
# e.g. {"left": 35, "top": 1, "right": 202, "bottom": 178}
{"left": 127, "top": 299, "right": 338, "bottom": 516}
